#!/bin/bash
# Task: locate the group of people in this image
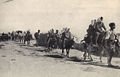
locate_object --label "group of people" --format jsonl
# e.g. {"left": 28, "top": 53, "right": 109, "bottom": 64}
{"left": 0, "top": 16, "right": 119, "bottom": 67}
{"left": 0, "top": 32, "right": 11, "bottom": 41}
{"left": 85, "top": 17, "right": 106, "bottom": 45}
{"left": 13, "top": 30, "right": 33, "bottom": 45}
{"left": 82, "top": 16, "right": 119, "bottom": 67}
{"left": 0, "top": 30, "right": 33, "bottom": 45}
{"left": 34, "top": 28, "right": 74, "bottom": 57}
{"left": 34, "top": 28, "right": 73, "bottom": 49}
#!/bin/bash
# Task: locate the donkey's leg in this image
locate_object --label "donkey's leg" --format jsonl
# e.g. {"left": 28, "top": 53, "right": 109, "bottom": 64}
{"left": 83, "top": 50, "right": 87, "bottom": 60}
{"left": 88, "top": 50, "right": 93, "bottom": 61}
{"left": 99, "top": 47, "right": 104, "bottom": 62}
{"left": 87, "top": 45, "right": 92, "bottom": 60}
{"left": 100, "top": 50, "right": 103, "bottom": 62}
{"left": 62, "top": 48, "right": 64, "bottom": 55}
{"left": 89, "top": 55, "right": 93, "bottom": 61}
{"left": 62, "top": 40, "right": 65, "bottom": 55}
{"left": 66, "top": 49, "right": 70, "bottom": 58}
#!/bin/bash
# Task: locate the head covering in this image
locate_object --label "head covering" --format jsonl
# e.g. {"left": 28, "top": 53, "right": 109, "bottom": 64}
{"left": 38, "top": 30, "right": 40, "bottom": 32}
{"left": 109, "top": 22, "right": 115, "bottom": 27}
{"left": 97, "top": 17, "right": 101, "bottom": 22}
{"left": 97, "top": 17, "right": 103, "bottom": 22}
{"left": 100, "top": 17, "right": 103, "bottom": 21}
{"left": 27, "top": 30, "right": 30, "bottom": 34}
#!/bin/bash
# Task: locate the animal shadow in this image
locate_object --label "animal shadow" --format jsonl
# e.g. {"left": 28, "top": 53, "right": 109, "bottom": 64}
{"left": 35, "top": 49, "right": 46, "bottom": 52}
{"left": 67, "top": 56, "right": 92, "bottom": 62}
{"left": 0, "top": 44, "right": 5, "bottom": 48}
{"left": 68, "top": 56, "right": 83, "bottom": 62}
{"left": 44, "top": 54, "right": 64, "bottom": 59}
{"left": 19, "top": 44, "right": 26, "bottom": 46}
{"left": 82, "top": 61, "right": 120, "bottom": 69}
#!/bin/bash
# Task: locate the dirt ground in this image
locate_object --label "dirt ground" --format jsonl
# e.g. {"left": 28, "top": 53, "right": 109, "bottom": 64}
{"left": 0, "top": 41, "right": 120, "bottom": 77}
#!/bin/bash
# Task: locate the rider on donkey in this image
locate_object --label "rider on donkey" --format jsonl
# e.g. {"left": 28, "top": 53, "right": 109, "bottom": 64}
{"left": 87, "top": 20, "right": 96, "bottom": 44}
{"left": 25, "top": 30, "right": 32, "bottom": 45}
{"left": 94, "top": 17, "right": 106, "bottom": 46}
{"left": 61, "top": 28, "right": 72, "bottom": 54}
{"left": 55, "top": 30, "right": 60, "bottom": 48}
{"left": 47, "top": 29, "right": 56, "bottom": 50}
{"left": 82, "top": 20, "right": 96, "bottom": 61}
{"left": 65, "top": 28, "right": 72, "bottom": 39}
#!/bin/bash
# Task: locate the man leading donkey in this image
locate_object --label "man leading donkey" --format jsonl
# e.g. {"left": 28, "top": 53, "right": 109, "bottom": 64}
{"left": 105, "top": 22, "right": 118, "bottom": 67}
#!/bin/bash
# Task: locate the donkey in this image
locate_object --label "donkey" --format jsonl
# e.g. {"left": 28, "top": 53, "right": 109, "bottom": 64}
{"left": 62, "top": 38, "right": 75, "bottom": 57}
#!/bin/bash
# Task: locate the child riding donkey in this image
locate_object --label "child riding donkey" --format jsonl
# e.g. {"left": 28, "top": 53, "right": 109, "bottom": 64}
{"left": 82, "top": 17, "right": 107, "bottom": 61}
{"left": 61, "top": 28, "right": 74, "bottom": 57}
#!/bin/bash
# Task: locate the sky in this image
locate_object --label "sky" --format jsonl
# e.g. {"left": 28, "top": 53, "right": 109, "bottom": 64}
{"left": 0, "top": 0, "right": 120, "bottom": 40}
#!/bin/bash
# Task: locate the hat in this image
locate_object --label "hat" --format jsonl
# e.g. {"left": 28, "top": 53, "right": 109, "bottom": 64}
{"left": 100, "top": 17, "right": 103, "bottom": 21}
{"left": 97, "top": 18, "right": 101, "bottom": 22}
{"left": 109, "top": 22, "right": 115, "bottom": 27}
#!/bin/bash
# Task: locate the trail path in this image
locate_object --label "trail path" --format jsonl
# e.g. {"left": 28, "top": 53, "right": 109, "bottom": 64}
{"left": 0, "top": 41, "right": 120, "bottom": 77}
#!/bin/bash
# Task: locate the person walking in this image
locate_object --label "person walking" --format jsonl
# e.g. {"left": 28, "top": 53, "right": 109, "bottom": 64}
{"left": 95, "top": 17, "right": 106, "bottom": 46}
{"left": 34, "top": 30, "right": 40, "bottom": 46}
{"left": 105, "top": 22, "right": 117, "bottom": 67}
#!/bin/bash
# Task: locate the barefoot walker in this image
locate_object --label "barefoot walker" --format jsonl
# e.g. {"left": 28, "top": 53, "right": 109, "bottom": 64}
{"left": 105, "top": 22, "right": 117, "bottom": 66}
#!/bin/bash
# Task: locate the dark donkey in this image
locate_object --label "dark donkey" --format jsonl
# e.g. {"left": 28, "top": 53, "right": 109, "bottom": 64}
{"left": 82, "top": 31, "right": 107, "bottom": 62}
{"left": 62, "top": 38, "right": 75, "bottom": 57}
